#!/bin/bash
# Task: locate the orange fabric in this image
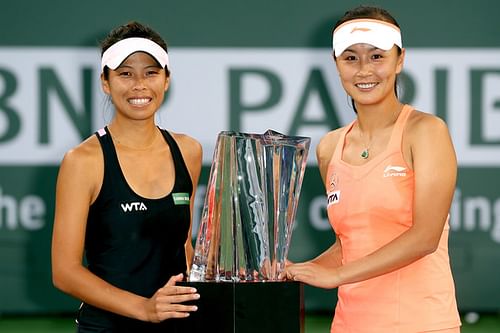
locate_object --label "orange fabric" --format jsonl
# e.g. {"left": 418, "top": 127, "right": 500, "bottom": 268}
{"left": 326, "top": 105, "right": 461, "bottom": 332}
{"left": 417, "top": 328, "right": 461, "bottom": 333}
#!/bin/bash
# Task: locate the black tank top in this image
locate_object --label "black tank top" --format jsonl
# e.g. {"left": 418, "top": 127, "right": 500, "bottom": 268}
{"left": 78, "top": 127, "right": 193, "bottom": 332}
{"left": 86, "top": 126, "right": 192, "bottom": 297}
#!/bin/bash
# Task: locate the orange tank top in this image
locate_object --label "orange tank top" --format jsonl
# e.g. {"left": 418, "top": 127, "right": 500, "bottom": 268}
{"left": 326, "top": 105, "right": 460, "bottom": 332}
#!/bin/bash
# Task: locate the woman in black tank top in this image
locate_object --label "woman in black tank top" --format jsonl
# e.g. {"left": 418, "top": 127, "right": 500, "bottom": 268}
{"left": 51, "top": 21, "right": 202, "bottom": 332}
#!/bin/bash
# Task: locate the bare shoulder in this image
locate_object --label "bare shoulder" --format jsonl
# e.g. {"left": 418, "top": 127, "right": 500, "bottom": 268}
{"left": 169, "top": 131, "right": 203, "bottom": 160}
{"left": 59, "top": 135, "right": 104, "bottom": 187}
{"left": 169, "top": 132, "right": 203, "bottom": 182}
{"left": 404, "top": 109, "right": 456, "bottom": 171}
{"left": 61, "top": 135, "right": 102, "bottom": 168}
{"left": 316, "top": 127, "right": 346, "bottom": 184}
{"left": 316, "top": 127, "right": 345, "bottom": 163}
{"left": 406, "top": 109, "right": 451, "bottom": 142}
{"left": 57, "top": 134, "right": 103, "bottom": 201}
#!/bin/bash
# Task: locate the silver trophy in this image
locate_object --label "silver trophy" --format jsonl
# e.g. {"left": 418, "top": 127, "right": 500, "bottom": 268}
{"left": 189, "top": 130, "right": 310, "bottom": 282}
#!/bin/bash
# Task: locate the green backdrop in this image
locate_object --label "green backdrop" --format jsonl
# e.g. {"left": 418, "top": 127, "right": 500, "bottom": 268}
{"left": 1, "top": 0, "right": 499, "bottom": 314}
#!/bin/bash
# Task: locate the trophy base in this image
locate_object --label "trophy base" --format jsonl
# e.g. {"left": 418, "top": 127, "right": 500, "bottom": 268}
{"left": 176, "top": 281, "right": 304, "bottom": 333}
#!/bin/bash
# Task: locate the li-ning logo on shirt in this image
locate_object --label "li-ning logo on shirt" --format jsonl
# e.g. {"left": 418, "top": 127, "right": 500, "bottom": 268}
{"left": 383, "top": 165, "right": 407, "bottom": 178}
{"left": 121, "top": 202, "right": 147, "bottom": 212}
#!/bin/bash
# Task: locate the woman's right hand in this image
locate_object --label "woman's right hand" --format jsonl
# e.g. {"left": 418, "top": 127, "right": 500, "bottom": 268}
{"left": 145, "top": 273, "right": 200, "bottom": 323}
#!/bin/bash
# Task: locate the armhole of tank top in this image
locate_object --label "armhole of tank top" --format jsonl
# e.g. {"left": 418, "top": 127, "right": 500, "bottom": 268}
{"left": 387, "top": 105, "right": 414, "bottom": 170}
{"left": 158, "top": 128, "right": 193, "bottom": 196}
{"left": 330, "top": 122, "right": 355, "bottom": 166}
{"left": 89, "top": 129, "right": 108, "bottom": 207}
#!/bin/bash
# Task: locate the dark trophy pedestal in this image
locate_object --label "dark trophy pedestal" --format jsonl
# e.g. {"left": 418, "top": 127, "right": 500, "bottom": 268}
{"left": 176, "top": 281, "right": 304, "bottom": 333}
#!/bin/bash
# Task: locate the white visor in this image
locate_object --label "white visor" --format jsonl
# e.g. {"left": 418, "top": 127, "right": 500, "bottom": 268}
{"left": 101, "top": 37, "right": 170, "bottom": 72}
{"left": 332, "top": 19, "right": 402, "bottom": 57}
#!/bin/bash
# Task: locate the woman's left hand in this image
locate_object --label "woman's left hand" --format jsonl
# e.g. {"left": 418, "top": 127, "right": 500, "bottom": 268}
{"left": 284, "top": 261, "right": 341, "bottom": 289}
{"left": 144, "top": 273, "right": 199, "bottom": 322}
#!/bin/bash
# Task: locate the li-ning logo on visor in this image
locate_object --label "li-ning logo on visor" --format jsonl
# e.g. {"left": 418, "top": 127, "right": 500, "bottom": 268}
{"left": 383, "top": 165, "right": 407, "bottom": 178}
{"left": 351, "top": 27, "right": 371, "bottom": 33}
{"left": 121, "top": 202, "right": 147, "bottom": 212}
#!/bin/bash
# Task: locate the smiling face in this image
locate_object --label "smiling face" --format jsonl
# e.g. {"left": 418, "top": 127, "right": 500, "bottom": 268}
{"left": 335, "top": 43, "right": 404, "bottom": 108}
{"left": 101, "top": 51, "right": 170, "bottom": 122}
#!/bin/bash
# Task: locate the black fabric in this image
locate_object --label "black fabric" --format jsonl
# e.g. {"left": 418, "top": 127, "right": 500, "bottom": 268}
{"left": 76, "top": 303, "right": 185, "bottom": 333}
{"left": 79, "top": 126, "right": 193, "bottom": 331}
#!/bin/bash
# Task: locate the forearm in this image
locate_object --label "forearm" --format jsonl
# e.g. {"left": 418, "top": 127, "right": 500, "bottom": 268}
{"left": 310, "top": 241, "right": 343, "bottom": 268}
{"left": 335, "top": 227, "right": 437, "bottom": 286}
{"left": 53, "top": 264, "right": 148, "bottom": 321}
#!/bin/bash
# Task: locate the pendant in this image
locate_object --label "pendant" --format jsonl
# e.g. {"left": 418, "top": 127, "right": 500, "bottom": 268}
{"left": 360, "top": 148, "right": 369, "bottom": 159}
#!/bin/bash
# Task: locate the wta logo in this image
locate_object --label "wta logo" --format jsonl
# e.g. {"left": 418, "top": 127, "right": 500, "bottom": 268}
{"left": 327, "top": 190, "right": 340, "bottom": 206}
{"left": 121, "top": 202, "right": 147, "bottom": 212}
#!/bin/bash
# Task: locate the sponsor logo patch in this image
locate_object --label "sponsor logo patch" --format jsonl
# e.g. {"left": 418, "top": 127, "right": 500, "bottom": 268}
{"left": 172, "top": 192, "right": 190, "bottom": 205}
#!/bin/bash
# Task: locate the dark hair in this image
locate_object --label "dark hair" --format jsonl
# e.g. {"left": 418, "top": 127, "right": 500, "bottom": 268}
{"left": 333, "top": 6, "right": 402, "bottom": 112}
{"left": 100, "top": 21, "right": 170, "bottom": 79}
{"left": 333, "top": 5, "right": 400, "bottom": 31}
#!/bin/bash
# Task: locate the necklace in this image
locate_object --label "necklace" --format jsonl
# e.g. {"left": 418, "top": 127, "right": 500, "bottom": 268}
{"left": 359, "top": 133, "right": 371, "bottom": 159}
{"left": 357, "top": 105, "right": 403, "bottom": 160}
{"left": 360, "top": 146, "right": 370, "bottom": 159}
{"left": 110, "top": 128, "right": 160, "bottom": 151}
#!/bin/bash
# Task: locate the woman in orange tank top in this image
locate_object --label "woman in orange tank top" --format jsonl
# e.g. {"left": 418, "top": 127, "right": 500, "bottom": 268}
{"left": 284, "top": 5, "right": 461, "bottom": 333}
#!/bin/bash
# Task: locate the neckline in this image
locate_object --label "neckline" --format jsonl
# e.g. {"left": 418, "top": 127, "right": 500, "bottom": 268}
{"left": 338, "top": 104, "right": 409, "bottom": 169}
{"left": 105, "top": 126, "right": 176, "bottom": 201}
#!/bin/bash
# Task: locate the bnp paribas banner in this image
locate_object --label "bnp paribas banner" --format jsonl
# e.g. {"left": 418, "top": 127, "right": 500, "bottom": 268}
{"left": 0, "top": 47, "right": 499, "bottom": 312}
